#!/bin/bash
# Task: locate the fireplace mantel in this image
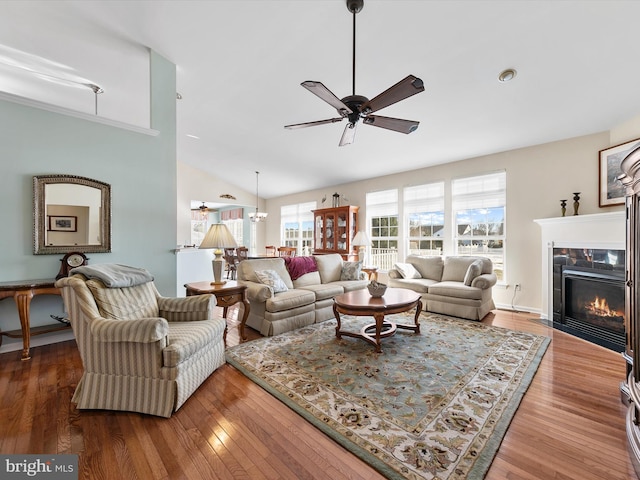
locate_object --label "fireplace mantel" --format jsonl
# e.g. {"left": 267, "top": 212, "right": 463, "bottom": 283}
{"left": 534, "top": 211, "right": 625, "bottom": 320}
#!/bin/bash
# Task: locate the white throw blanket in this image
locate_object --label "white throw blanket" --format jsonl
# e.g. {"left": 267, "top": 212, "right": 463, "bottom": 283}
{"left": 71, "top": 264, "right": 154, "bottom": 288}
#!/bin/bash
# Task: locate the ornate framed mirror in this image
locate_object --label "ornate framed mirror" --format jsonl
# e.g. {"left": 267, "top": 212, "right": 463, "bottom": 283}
{"left": 33, "top": 174, "right": 111, "bottom": 254}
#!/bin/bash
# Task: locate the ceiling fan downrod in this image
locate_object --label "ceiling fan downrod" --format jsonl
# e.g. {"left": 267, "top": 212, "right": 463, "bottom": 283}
{"left": 347, "top": 0, "right": 364, "bottom": 96}
{"left": 284, "top": 0, "right": 424, "bottom": 146}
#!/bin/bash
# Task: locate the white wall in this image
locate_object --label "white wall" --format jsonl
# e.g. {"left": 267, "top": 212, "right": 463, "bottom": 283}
{"left": 263, "top": 124, "right": 640, "bottom": 314}
{"left": 176, "top": 162, "right": 266, "bottom": 249}
{"left": 179, "top": 115, "right": 640, "bottom": 315}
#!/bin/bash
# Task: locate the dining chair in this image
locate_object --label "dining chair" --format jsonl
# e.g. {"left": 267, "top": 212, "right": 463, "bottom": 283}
{"left": 277, "top": 246, "right": 297, "bottom": 257}
{"left": 223, "top": 247, "right": 238, "bottom": 279}
{"left": 236, "top": 246, "right": 249, "bottom": 262}
{"left": 265, "top": 245, "right": 276, "bottom": 257}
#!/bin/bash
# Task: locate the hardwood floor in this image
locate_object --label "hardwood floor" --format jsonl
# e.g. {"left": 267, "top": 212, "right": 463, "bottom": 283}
{"left": 0, "top": 307, "right": 636, "bottom": 479}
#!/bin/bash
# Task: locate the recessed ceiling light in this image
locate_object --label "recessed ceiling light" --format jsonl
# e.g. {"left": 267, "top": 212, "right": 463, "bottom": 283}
{"left": 186, "top": 134, "right": 200, "bottom": 139}
{"left": 498, "top": 68, "right": 517, "bottom": 82}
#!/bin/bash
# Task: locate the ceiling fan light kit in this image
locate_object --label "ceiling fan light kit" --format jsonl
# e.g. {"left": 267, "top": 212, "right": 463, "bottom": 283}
{"left": 199, "top": 202, "right": 209, "bottom": 220}
{"left": 285, "top": 0, "right": 424, "bottom": 146}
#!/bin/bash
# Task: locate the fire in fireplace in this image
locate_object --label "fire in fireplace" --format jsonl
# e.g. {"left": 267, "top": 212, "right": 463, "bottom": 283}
{"left": 585, "top": 296, "right": 624, "bottom": 327}
{"left": 553, "top": 248, "right": 625, "bottom": 352}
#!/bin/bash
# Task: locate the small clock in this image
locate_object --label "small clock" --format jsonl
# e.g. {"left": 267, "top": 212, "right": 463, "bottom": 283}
{"left": 56, "top": 252, "right": 88, "bottom": 280}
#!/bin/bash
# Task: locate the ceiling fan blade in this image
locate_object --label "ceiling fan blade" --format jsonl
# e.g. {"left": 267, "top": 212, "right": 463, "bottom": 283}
{"left": 301, "top": 81, "right": 353, "bottom": 115}
{"left": 339, "top": 122, "right": 358, "bottom": 146}
{"left": 360, "top": 75, "right": 425, "bottom": 114}
{"left": 362, "top": 115, "right": 419, "bottom": 134}
{"left": 284, "top": 117, "right": 344, "bottom": 130}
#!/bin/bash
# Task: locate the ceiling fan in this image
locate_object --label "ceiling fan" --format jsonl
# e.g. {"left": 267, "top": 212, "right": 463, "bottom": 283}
{"left": 285, "top": 0, "right": 425, "bottom": 146}
{"left": 198, "top": 202, "right": 213, "bottom": 218}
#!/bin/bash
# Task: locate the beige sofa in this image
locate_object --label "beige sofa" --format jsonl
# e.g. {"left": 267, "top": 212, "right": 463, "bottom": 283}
{"left": 388, "top": 255, "right": 497, "bottom": 320}
{"left": 237, "top": 254, "right": 368, "bottom": 336}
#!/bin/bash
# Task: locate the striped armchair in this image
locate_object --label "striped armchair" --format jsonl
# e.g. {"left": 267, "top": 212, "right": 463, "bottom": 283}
{"left": 56, "top": 271, "right": 226, "bottom": 417}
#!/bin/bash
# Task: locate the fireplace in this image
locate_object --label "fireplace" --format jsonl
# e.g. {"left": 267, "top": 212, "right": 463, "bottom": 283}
{"left": 552, "top": 248, "right": 625, "bottom": 352}
{"left": 535, "top": 210, "right": 634, "bottom": 476}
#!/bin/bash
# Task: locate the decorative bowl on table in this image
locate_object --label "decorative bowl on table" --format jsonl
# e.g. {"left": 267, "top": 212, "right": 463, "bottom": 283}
{"left": 367, "top": 281, "right": 387, "bottom": 297}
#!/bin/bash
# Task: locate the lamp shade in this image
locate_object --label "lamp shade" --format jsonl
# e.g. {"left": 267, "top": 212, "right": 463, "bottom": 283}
{"left": 199, "top": 224, "right": 238, "bottom": 285}
{"left": 352, "top": 230, "right": 370, "bottom": 265}
{"left": 199, "top": 224, "right": 238, "bottom": 250}
{"left": 352, "top": 230, "right": 370, "bottom": 246}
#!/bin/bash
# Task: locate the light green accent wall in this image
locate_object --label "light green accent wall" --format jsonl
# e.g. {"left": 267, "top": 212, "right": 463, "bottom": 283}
{"left": 0, "top": 50, "right": 177, "bottom": 343}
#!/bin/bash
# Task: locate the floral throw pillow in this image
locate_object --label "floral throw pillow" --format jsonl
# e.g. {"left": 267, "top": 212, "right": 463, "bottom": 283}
{"left": 340, "top": 261, "right": 362, "bottom": 281}
{"left": 255, "top": 269, "right": 289, "bottom": 293}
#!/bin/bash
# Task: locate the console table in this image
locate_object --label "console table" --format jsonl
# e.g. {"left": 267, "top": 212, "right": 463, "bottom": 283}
{"left": 0, "top": 279, "right": 67, "bottom": 360}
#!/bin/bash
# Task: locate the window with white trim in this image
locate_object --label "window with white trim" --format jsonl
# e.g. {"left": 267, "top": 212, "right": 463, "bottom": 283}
{"left": 281, "top": 202, "right": 316, "bottom": 255}
{"left": 366, "top": 189, "right": 399, "bottom": 270}
{"left": 452, "top": 171, "right": 506, "bottom": 281}
{"left": 221, "top": 208, "right": 244, "bottom": 246}
{"left": 190, "top": 209, "right": 207, "bottom": 246}
{"left": 404, "top": 182, "right": 445, "bottom": 256}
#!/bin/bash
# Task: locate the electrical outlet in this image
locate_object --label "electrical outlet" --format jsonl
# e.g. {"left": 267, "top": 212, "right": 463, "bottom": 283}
{"left": 515, "top": 283, "right": 522, "bottom": 291}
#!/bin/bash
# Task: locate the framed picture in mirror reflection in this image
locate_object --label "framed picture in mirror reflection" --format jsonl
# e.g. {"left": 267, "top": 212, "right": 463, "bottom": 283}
{"left": 48, "top": 215, "right": 77, "bottom": 232}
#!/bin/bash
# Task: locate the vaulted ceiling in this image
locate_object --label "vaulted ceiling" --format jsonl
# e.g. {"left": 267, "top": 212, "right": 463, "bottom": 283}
{"left": 2, "top": 1, "right": 640, "bottom": 198}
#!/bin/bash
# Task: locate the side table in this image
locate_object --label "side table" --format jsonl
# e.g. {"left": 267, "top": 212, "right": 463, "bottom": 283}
{"left": 362, "top": 267, "right": 378, "bottom": 281}
{"left": 184, "top": 280, "right": 250, "bottom": 341}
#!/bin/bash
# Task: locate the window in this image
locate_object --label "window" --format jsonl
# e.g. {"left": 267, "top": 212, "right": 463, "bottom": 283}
{"left": 190, "top": 209, "right": 207, "bottom": 246}
{"left": 223, "top": 219, "right": 244, "bottom": 245}
{"left": 452, "top": 171, "right": 506, "bottom": 280}
{"left": 281, "top": 202, "right": 316, "bottom": 255}
{"left": 404, "top": 182, "right": 445, "bottom": 256}
{"left": 221, "top": 207, "right": 244, "bottom": 246}
{"left": 366, "top": 189, "right": 399, "bottom": 270}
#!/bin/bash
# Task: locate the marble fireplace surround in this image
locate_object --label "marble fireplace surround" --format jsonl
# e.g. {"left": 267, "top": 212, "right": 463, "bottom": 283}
{"left": 535, "top": 211, "right": 625, "bottom": 321}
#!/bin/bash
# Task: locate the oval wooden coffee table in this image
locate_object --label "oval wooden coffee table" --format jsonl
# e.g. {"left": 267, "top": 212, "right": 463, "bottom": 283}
{"left": 333, "top": 288, "right": 423, "bottom": 353}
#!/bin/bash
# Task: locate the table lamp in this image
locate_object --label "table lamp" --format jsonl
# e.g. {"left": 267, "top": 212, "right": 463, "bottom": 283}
{"left": 352, "top": 230, "right": 370, "bottom": 264}
{"left": 199, "top": 223, "right": 238, "bottom": 285}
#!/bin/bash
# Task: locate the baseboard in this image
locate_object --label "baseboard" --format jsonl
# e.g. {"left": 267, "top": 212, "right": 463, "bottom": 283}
{"left": 0, "top": 330, "right": 75, "bottom": 356}
{"left": 494, "top": 303, "right": 542, "bottom": 316}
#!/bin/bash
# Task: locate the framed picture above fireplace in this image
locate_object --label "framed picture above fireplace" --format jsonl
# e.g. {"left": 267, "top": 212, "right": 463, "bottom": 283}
{"left": 599, "top": 137, "right": 640, "bottom": 207}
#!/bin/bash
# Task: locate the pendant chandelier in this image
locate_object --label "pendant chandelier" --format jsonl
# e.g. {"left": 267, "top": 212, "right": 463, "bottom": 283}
{"left": 249, "top": 171, "right": 267, "bottom": 222}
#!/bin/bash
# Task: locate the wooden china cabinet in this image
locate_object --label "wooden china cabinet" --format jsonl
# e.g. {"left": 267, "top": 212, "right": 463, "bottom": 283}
{"left": 619, "top": 143, "right": 640, "bottom": 478}
{"left": 312, "top": 206, "right": 358, "bottom": 260}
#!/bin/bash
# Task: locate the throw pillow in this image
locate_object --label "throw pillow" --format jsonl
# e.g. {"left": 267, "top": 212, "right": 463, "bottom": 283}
{"left": 255, "top": 269, "right": 289, "bottom": 293}
{"left": 463, "top": 259, "right": 483, "bottom": 286}
{"left": 340, "top": 261, "right": 362, "bottom": 281}
{"left": 394, "top": 262, "right": 422, "bottom": 279}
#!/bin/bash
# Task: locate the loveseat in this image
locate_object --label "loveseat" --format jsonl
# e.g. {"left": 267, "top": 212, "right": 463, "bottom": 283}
{"left": 388, "top": 255, "right": 497, "bottom": 320}
{"left": 237, "top": 254, "right": 368, "bottom": 336}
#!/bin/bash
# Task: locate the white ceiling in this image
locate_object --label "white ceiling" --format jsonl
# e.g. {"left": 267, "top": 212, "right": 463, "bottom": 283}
{"left": 3, "top": 1, "right": 640, "bottom": 199}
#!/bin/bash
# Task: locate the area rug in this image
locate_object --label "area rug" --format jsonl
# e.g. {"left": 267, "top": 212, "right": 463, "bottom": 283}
{"left": 225, "top": 312, "right": 550, "bottom": 479}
